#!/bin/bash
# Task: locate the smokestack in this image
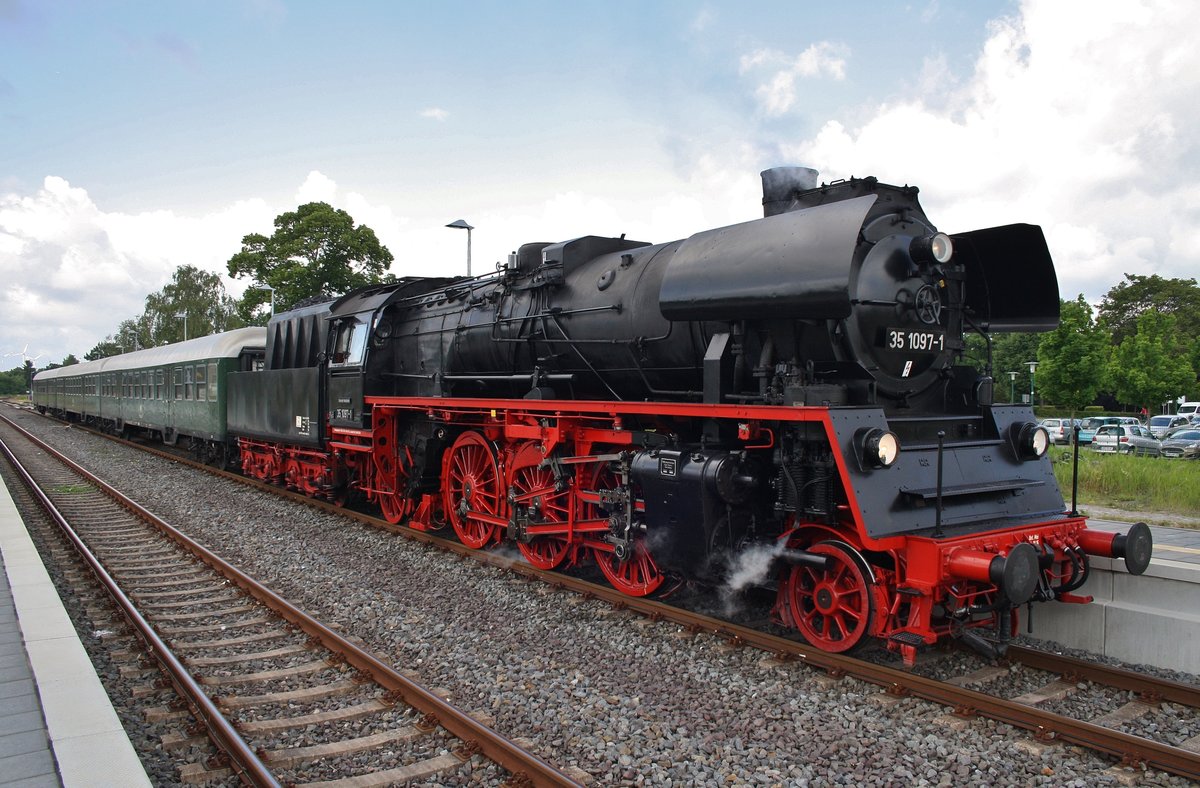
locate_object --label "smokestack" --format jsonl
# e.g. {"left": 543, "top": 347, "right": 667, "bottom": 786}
{"left": 761, "top": 166, "right": 819, "bottom": 217}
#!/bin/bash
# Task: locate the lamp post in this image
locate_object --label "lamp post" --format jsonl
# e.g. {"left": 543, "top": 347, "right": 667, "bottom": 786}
{"left": 1008, "top": 371, "right": 1018, "bottom": 403}
{"left": 176, "top": 311, "right": 188, "bottom": 341}
{"left": 445, "top": 219, "right": 474, "bottom": 276}
{"left": 1026, "top": 361, "right": 1039, "bottom": 406}
{"left": 251, "top": 283, "right": 276, "bottom": 317}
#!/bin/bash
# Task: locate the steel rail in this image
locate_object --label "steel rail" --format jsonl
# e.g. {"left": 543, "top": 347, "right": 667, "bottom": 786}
{"left": 1007, "top": 645, "right": 1200, "bottom": 707}
{"left": 18, "top": 410, "right": 1200, "bottom": 780}
{"left": 0, "top": 414, "right": 582, "bottom": 788}
{"left": 0, "top": 431, "right": 279, "bottom": 788}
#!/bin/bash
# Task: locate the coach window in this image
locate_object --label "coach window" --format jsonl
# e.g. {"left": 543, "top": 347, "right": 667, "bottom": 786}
{"left": 184, "top": 366, "right": 194, "bottom": 400}
{"left": 156, "top": 369, "right": 165, "bottom": 399}
{"left": 207, "top": 362, "right": 218, "bottom": 400}
{"left": 331, "top": 318, "right": 367, "bottom": 367}
{"left": 173, "top": 368, "right": 183, "bottom": 399}
{"left": 195, "top": 364, "right": 207, "bottom": 400}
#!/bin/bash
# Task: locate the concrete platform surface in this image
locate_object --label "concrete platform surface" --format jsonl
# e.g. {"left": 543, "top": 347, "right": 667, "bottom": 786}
{"left": 0, "top": 473, "right": 149, "bottom": 787}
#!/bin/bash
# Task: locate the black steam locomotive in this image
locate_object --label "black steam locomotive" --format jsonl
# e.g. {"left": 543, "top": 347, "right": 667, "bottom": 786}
{"left": 48, "top": 168, "right": 1157, "bottom": 663}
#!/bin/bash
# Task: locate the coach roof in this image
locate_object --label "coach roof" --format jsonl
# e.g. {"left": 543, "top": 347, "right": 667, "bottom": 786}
{"left": 33, "top": 327, "right": 267, "bottom": 382}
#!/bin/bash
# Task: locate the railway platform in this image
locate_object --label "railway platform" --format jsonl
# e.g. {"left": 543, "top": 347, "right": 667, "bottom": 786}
{"left": 1029, "top": 514, "right": 1200, "bottom": 675}
{"left": 0, "top": 476, "right": 148, "bottom": 786}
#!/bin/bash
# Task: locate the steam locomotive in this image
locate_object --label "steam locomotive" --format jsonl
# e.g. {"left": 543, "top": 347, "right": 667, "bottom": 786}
{"left": 35, "top": 168, "right": 1152, "bottom": 663}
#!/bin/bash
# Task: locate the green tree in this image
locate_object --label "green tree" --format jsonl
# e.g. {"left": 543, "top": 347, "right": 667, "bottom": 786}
{"left": 1098, "top": 274, "right": 1200, "bottom": 344}
{"left": 227, "top": 202, "right": 394, "bottom": 322}
{"left": 1036, "top": 296, "right": 1111, "bottom": 414}
{"left": 143, "top": 264, "right": 242, "bottom": 344}
{"left": 61, "top": 354, "right": 78, "bottom": 366}
{"left": 963, "top": 330, "right": 1043, "bottom": 403}
{"left": 84, "top": 337, "right": 122, "bottom": 361}
{"left": 1109, "top": 311, "right": 1194, "bottom": 412}
{"left": 0, "top": 367, "right": 26, "bottom": 395}
{"left": 86, "top": 320, "right": 150, "bottom": 359}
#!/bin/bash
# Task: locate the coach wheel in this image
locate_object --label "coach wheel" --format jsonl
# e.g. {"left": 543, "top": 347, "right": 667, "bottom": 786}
{"left": 784, "top": 541, "right": 876, "bottom": 653}
{"left": 443, "top": 431, "right": 503, "bottom": 549}
{"left": 509, "top": 450, "right": 572, "bottom": 570}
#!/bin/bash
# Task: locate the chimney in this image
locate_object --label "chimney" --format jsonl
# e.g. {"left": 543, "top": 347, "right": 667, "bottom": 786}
{"left": 760, "top": 167, "right": 819, "bottom": 217}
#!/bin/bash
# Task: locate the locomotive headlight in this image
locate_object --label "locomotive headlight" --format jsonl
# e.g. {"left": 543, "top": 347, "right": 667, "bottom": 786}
{"left": 1012, "top": 422, "right": 1050, "bottom": 460}
{"left": 909, "top": 232, "right": 954, "bottom": 265}
{"left": 859, "top": 428, "right": 900, "bottom": 469}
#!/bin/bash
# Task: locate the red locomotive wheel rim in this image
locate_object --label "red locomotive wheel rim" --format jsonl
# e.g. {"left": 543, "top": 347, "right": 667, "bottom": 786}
{"left": 511, "top": 463, "right": 572, "bottom": 570}
{"left": 594, "top": 539, "right": 665, "bottom": 597}
{"left": 787, "top": 541, "right": 874, "bottom": 652}
{"left": 374, "top": 451, "right": 410, "bottom": 524}
{"left": 443, "top": 432, "right": 502, "bottom": 549}
{"left": 378, "top": 490, "right": 409, "bottom": 524}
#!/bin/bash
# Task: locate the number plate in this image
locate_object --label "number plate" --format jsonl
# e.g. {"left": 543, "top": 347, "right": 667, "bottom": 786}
{"left": 882, "top": 328, "right": 945, "bottom": 352}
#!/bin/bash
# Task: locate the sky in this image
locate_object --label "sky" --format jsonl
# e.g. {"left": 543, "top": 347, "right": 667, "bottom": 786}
{"left": 2, "top": 0, "right": 1199, "bottom": 366}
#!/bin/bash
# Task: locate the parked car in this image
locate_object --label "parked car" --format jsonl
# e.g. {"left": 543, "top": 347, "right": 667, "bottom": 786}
{"left": 1160, "top": 428, "right": 1200, "bottom": 459}
{"left": 1177, "top": 402, "right": 1200, "bottom": 420}
{"left": 1076, "top": 418, "right": 1102, "bottom": 445}
{"left": 1091, "top": 424, "right": 1161, "bottom": 456}
{"left": 1039, "top": 418, "right": 1070, "bottom": 445}
{"left": 1149, "top": 414, "right": 1190, "bottom": 438}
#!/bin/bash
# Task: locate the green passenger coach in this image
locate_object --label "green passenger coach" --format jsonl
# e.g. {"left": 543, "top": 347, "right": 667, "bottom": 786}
{"left": 32, "top": 328, "right": 266, "bottom": 463}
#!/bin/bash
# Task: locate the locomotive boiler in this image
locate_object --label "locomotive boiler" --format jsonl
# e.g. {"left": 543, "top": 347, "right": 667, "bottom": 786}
{"left": 83, "top": 166, "right": 1155, "bottom": 663}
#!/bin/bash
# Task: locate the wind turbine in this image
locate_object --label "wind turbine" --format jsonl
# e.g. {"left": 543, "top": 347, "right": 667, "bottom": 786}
{"left": 4, "top": 344, "right": 46, "bottom": 365}
{"left": 4, "top": 345, "right": 46, "bottom": 396}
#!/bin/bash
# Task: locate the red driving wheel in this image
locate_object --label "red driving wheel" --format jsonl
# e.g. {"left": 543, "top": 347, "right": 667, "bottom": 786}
{"left": 442, "top": 431, "right": 503, "bottom": 549}
{"left": 510, "top": 460, "right": 572, "bottom": 570}
{"left": 784, "top": 541, "right": 875, "bottom": 653}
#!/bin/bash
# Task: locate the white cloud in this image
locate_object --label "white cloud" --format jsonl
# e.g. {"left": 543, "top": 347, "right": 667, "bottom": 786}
{"left": 295, "top": 170, "right": 338, "bottom": 204}
{"left": 419, "top": 107, "right": 449, "bottom": 121}
{"left": 0, "top": 177, "right": 273, "bottom": 363}
{"left": 781, "top": 0, "right": 1200, "bottom": 304}
{"left": 740, "top": 42, "right": 849, "bottom": 116}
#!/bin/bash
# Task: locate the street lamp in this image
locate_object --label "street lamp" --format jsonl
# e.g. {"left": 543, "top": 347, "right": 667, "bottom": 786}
{"left": 445, "top": 219, "right": 474, "bottom": 276}
{"left": 176, "top": 311, "right": 188, "bottom": 341}
{"left": 1008, "top": 371, "right": 1018, "bottom": 403}
{"left": 1026, "top": 361, "right": 1039, "bottom": 406}
{"left": 251, "top": 283, "right": 276, "bottom": 317}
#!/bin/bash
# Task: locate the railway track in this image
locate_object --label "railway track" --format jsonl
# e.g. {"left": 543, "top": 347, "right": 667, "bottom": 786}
{"left": 0, "top": 412, "right": 581, "bottom": 787}
{"left": 9, "top": 406, "right": 1200, "bottom": 782}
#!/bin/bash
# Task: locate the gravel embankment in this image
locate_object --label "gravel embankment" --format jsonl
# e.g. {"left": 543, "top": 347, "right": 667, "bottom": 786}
{"left": 8, "top": 412, "right": 1195, "bottom": 787}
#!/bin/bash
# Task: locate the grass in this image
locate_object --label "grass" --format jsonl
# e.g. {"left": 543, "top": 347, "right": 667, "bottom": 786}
{"left": 1052, "top": 449, "right": 1200, "bottom": 518}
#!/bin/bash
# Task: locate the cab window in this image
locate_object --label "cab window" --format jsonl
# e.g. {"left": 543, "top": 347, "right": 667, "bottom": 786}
{"left": 331, "top": 319, "right": 368, "bottom": 367}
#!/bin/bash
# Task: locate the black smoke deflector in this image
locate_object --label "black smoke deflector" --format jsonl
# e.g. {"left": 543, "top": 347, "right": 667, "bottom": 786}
{"left": 952, "top": 223, "right": 1060, "bottom": 332}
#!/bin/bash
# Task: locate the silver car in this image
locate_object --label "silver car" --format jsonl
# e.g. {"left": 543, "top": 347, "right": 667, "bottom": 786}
{"left": 1091, "top": 424, "right": 1161, "bottom": 456}
{"left": 1161, "top": 428, "right": 1200, "bottom": 459}
{"left": 1148, "top": 414, "right": 1190, "bottom": 438}
{"left": 1039, "top": 418, "right": 1070, "bottom": 445}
